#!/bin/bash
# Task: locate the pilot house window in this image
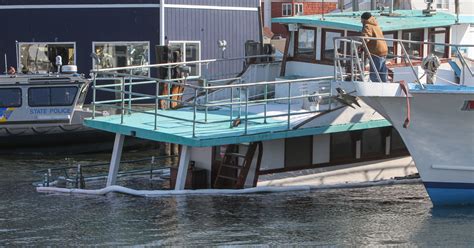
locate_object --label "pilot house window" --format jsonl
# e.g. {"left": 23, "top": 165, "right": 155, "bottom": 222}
{"left": 0, "top": 88, "right": 22, "bottom": 108}
{"left": 93, "top": 42, "right": 150, "bottom": 76}
{"left": 28, "top": 87, "right": 78, "bottom": 107}
{"left": 18, "top": 43, "right": 75, "bottom": 74}
{"left": 322, "top": 29, "right": 344, "bottom": 61}
{"left": 402, "top": 29, "right": 424, "bottom": 58}
{"left": 428, "top": 27, "right": 449, "bottom": 58}
{"left": 295, "top": 28, "right": 316, "bottom": 60}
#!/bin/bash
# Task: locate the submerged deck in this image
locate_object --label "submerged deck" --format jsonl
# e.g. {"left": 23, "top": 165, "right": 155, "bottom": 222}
{"left": 84, "top": 104, "right": 390, "bottom": 147}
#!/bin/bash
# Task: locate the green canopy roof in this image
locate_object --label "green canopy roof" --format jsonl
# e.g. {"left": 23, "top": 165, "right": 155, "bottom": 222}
{"left": 272, "top": 10, "right": 457, "bottom": 32}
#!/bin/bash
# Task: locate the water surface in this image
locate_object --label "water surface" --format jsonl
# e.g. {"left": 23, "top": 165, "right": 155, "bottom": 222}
{"left": 0, "top": 151, "right": 473, "bottom": 246}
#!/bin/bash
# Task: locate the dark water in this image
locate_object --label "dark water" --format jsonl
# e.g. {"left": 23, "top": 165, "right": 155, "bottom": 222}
{"left": 1, "top": 151, "right": 473, "bottom": 246}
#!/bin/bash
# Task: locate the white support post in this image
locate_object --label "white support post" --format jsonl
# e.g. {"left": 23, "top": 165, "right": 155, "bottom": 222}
{"left": 355, "top": 140, "right": 361, "bottom": 159}
{"left": 385, "top": 136, "right": 391, "bottom": 155}
{"left": 160, "top": 0, "right": 166, "bottom": 46}
{"left": 175, "top": 145, "right": 191, "bottom": 190}
{"left": 106, "top": 133, "right": 125, "bottom": 187}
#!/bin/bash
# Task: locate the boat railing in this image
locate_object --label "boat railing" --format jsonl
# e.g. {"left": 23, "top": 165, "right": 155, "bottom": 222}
{"left": 34, "top": 155, "right": 178, "bottom": 188}
{"left": 90, "top": 55, "right": 334, "bottom": 137}
{"left": 333, "top": 36, "right": 474, "bottom": 87}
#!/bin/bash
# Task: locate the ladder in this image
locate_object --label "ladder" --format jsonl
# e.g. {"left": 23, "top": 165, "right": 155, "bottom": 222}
{"left": 213, "top": 142, "right": 263, "bottom": 189}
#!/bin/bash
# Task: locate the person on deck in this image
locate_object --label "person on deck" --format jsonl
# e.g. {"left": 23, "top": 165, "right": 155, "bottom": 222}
{"left": 361, "top": 12, "right": 388, "bottom": 82}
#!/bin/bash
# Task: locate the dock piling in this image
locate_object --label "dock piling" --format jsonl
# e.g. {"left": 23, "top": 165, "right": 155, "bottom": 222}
{"left": 174, "top": 145, "right": 190, "bottom": 190}
{"left": 106, "top": 133, "right": 125, "bottom": 187}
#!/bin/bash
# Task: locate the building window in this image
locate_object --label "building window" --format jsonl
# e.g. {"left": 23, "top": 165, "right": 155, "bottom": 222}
{"left": 295, "top": 27, "right": 316, "bottom": 60}
{"left": 285, "top": 136, "right": 312, "bottom": 168}
{"left": 17, "top": 42, "right": 75, "bottom": 74}
{"left": 402, "top": 29, "right": 424, "bottom": 58}
{"left": 428, "top": 27, "right": 449, "bottom": 58}
{"left": 436, "top": 0, "right": 449, "bottom": 9}
{"left": 0, "top": 88, "right": 22, "bottom": 108}
{"left": 28, "top": 87, "right": 78, "bottom": 107}
{"left": 321, "top": 29, "right": 345, "bottom": 61}
{"left": 93, "top": 42, "right": 150, "bottom": 76}
{"left": 294, "top": 3, "right": 304, "bottom": 15}
{"left": 282, "top": 3, "right": 292, "bottom": 16}
{"left": 168, "top": 41, "right": 201, "bottom": 78}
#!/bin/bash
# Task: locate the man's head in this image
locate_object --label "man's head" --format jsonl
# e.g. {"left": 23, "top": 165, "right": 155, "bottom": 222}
{"left": 361, "top": 12, "right": 372, "bottom": 23}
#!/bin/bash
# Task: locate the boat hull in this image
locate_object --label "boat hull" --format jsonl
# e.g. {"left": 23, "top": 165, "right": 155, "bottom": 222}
{"left": 354, "top": 82, "right": 474, "bottom": 206}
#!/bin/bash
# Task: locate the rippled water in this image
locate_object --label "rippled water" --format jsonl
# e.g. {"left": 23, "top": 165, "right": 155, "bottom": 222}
{"left": 1, "top": 151, "right": 473, "bottom": 246}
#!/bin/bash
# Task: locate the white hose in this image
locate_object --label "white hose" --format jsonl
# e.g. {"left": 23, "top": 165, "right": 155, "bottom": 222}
{"left": 36, "top": 178, "right": 421, "bottom": 197}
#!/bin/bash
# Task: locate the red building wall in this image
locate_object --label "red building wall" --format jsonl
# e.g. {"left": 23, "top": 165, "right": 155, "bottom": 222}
{"left": 270, "top": 2, "right": 337, "bottom": 38}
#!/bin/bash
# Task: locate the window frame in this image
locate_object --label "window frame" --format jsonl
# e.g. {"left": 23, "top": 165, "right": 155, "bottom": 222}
{"left": 401, "top": 29, "right": 425, "bottom": 59}
{"left": 294, "top": 3, "right": 304, "bottom": 15}
{"left": 293, "top": 26, "right": 317, "bottom": 62}
{"left": 28, "top": 86, "right": 78, "bottom": 107}
{"left": 16, "top": 42, "right": 76, "bottom": 74}
{"left": 428, "top": 26, "right": 450, "bottom": 58}
{"left": 92, "top": 41, "right": 151, "bottom": 78}
{"left": 321, "top": 28, "right": 345, "bottom": 62}
{"left": 282, "top": 3, "right": 292, "bottom": 16}
{"left": 436, "top": 0, "right": 449, "bottom": 10}
{"left": 0, "top": 88, "right": 22, "bottom": 108}
{"left": 168, "top": 40, "right": 202, "bottom": 79}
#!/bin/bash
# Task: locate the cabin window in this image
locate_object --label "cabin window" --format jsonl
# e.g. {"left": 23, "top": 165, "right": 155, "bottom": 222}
{"left": 93, "top": 42, "right": 150, "bottom": 76}
{"left": 285, "top": 136, "right": 312, "bottom": 168}
{"left": 28, "top": 87, "right": 78, "bottom": 107}
{"left": 330, "top": 131, "right": 355, "bottom": 162}
{"left": 168, "top": 41, "right": 201, "bottom": 78}
{"left": 282, "top": 3, "right": 292, "bottom": 16}
{"left": 390, "top": 128, "right": 409, "bottom": 155}
{"left": 321, "top": 29, "right": 344, "bottom": 62}
{"left": 0, "top": 88, "right": 22, "bottom": 108}
{"left": 428, "top": 27, "right": 449, "bottom": 58}
{"left": 383, "top": 31, "right": 398, "bottom": 58}
{"left": 17, "top": 43, "right": 75, "bottom": 74}
{"left": 294, "top": 3, "right": 304, "bottom": 15}
{"left": 436, "top": 0, "right": 449, "bottom": 9}
{"left": 295, "top": 27, "right": 316, "bottom": 60}
{"left": 402, "top": 29, "right": 424, "bottom": 59}
{"left": 361, "top": 128, "right": 385, "bottom": 158}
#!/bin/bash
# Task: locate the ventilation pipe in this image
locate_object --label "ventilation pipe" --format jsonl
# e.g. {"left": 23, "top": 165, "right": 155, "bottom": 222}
{"left": 264, "top": 0, "right": 271, "bottom": 28}
{"left": 338, "top": 0, "right": 344, "bottom": 12}
{"left": 371, "top": 0, "right": 377, "bottom": 10}
{"left": 455, "top": 0, "right": 460, "bottom": 23}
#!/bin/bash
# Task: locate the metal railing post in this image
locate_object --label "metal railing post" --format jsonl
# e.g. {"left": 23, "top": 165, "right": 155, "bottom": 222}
{"left": 121, "top": 77, "right": 125, "bottom": 124}
{"left": 264, "top": 84, "right": 268, "bottom": 124}
{"left": 128, "top": 70, "right": 133, "bottom": 115}
{"left": 92, "top": 73, "right": 97, "bottom": 119}
{"left": 154, "top": 81, "right": 159, "bottom": 130}
{"left": 244, "top": 87, "right": 249, "bottom": 135}
{"left": 205, "top": 80, "right": 208, "bottom": 123}
{"left": 287, "top": 82, "right": 291, "bottom": 130}
{"left": 192, "top": 88, "right": 198, "bottom": 138}
{"left": 230, "top": 87, "right": 234, "bottom": 128}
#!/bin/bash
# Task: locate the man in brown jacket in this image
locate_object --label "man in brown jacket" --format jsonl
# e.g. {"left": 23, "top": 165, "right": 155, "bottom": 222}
{"left": 361, "top": 12, "right": 388, "bottom": 82}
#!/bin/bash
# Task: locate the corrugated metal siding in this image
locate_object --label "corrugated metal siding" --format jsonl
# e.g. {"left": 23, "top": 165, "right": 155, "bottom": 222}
{"left": 0, "top": 0, "right": 158, "bottom": 5}
{"left": 165, "top": 7, "right": 261, "bottom": 79}
{"left": 166, "top": 0, "right": 259, "bottom": 8}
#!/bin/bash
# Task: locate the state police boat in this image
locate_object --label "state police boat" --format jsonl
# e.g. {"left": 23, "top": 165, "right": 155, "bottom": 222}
{"left": 0, "top": 67, "right": 115, "bottom": 154}
{"left": 334, "top": 36, "right": 474, "bottom": 206}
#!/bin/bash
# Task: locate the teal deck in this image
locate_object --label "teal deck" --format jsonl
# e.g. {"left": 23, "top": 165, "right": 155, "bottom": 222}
{"left": 84, "top": 108, "right": 391, "bottom": 147}
{"left": 272, "top": 10, "right": 456, "bottom": 32}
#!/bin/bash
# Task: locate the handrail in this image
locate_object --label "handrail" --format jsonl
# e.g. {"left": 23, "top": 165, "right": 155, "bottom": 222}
{"left": 333, "top": 36, "right": 474, "bottom": 87}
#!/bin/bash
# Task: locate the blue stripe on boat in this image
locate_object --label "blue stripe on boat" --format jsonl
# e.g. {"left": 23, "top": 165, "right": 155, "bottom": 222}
{"left": 424, "top": 182, "right": 474, "bottom": 206}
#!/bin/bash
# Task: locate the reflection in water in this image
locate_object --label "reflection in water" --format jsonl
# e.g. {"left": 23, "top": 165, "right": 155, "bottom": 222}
{"left": 0, "top": 152, "right": 473, "bottom": 246}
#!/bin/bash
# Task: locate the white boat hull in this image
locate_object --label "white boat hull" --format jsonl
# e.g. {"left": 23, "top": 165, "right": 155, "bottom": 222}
{"left": 354, "top": 82, "right": 474, "bottom": 206}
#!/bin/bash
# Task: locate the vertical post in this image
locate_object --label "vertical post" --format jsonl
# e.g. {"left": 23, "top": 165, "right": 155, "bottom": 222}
{"left": 106, "top": 133, "right": 125, "bottom": 187}
{"left": 205, "top": 80, "right": 208, "bottom": 123}
{"left": 120, "top": 77, "right": 125, "bottom": 124}
{"left": 192, "top": 88, "right": 198, "bottom": 138}
{"left": 128, "top": 71, "right": 133, "bottom": 115}
{"left": 155, "top": 81, "right": 159, "bottom": 130}
{"left": 230, "top": 87, "right": 234, "bottom": 128}
{"left": 264, "top": 84, "right": 268, "bottom": 124}
{"left": 160, "top": 0, "right": 166, "bottom": 46}
{"left": 92, "top": 73, "right": 97, "bottom": 119}
{"left": 287, "top": 82, "right": 291, "bottom": 130}
{"left": 175, "top": 145, "right": 190, "bottom": 190}
{"left": 244, "top": 87, "right": 249, "bottom": 135}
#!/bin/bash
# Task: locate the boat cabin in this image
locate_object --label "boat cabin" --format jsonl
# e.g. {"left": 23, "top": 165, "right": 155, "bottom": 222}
{"left": 273, "top": 10, "right": 473, "bottom": 85}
